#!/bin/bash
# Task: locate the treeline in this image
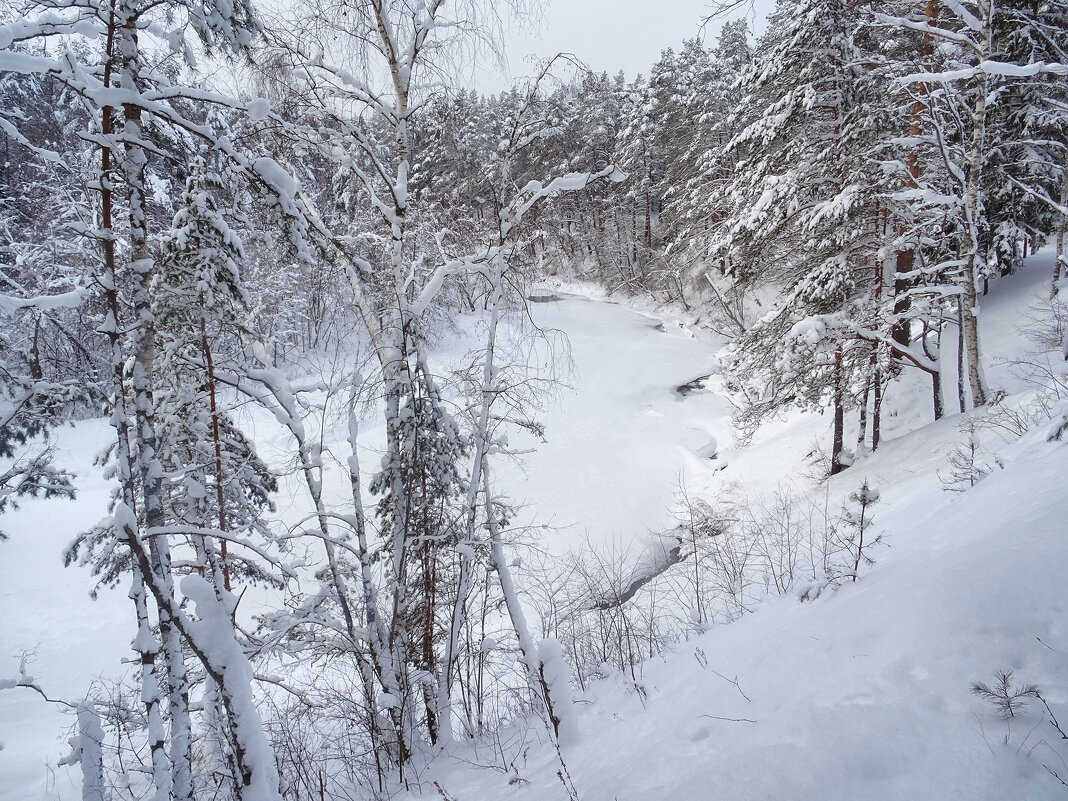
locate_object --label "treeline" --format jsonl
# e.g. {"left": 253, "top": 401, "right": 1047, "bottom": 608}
{"left": 404, "top": 1, "right": 1068, "bottom": 471}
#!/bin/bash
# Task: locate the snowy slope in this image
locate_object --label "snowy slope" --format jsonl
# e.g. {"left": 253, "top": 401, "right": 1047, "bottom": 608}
{"left": 406, "top": 259, "right": 1068, "bottom": 801}
{"left": 1, "top": 257, "right": 1065, "bottom": 800}
{"left": 419, "top": 433, "right": 1068, "bottom": 801}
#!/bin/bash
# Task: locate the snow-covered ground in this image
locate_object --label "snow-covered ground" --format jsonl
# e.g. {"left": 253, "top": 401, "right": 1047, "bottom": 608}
{"left": 410, "top": 259, "right": 1068, "bottom": 801}
{"left": 494, "top": 292, "right": 733, "bottom": 554}
{"left": 416, "top": 258, "right": 1068, "bottom": 800}
{"left": 419, "top": 433, "right": 1068, "bottom": 801}
{"left": 0, "top": 282, "right": 732, "bottom": 798}
{"left": 2, "top": 256, "right": 1066, "bottom": 800}
{"left": 0, "top": 420, "right": 133, "bottom": 799}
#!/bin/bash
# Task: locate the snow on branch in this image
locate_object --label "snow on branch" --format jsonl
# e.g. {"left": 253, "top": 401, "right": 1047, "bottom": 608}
{"left": 852, "top": 327, "right": 940, "bottom": 375}
{"left": 941, "top": 0, "right": 984, "bottom": 32}
{"left": 873, "top": 14, "right": 979, "bottom": 51}
{"left": 1004, "top": 174, "right": 1068, "bottom": 217}
{"left": 412, "top": 164, "right": 624, "bottom": 315}
{"left": 500, "top": 165, "right": 626, "bottom": 239}
{"left": 0, "top": 11, "right": 99, "bottom": 47}
{"left": 0, "top": 115, "right": 62, "bottom": 162}
{"left": 0, "top": 287, "right": 87, "bottom": 313}
{"left": 900, "top": 60, "right": 1068, "bottom": 86}
{"left": 143, "top": 525, "right": 294, "bottom": 579}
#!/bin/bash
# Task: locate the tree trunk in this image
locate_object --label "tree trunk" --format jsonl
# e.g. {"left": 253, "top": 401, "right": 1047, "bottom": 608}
{"left": 485, "top": 464, "right": 567, "bottom": 740}
{"left": 930, "top": 362, "right": 944, "bottom": 421}
{"left": 893, "top": 0, "right": 941, "bottom": 350}
{"left": 76, "top": 703, "right": 107, "bottom": 801}
{"left": 344, "top": 397, "right": 400, "bottom": 786}
{"left": 856, "top": 365, "right": 871, "bottom": 456}
{"left": 892, "top": 249, "right": 913, "bottom": 349}
{"left": 923, "top": 319, "right": 944, "bottom": 421}
{"left": 200, "top": 320, "right": 231, "bottom": 591}
{"left": 1054, "top": 161, "right": 1068, "bottom": 298}
{"left": 958, "top": 0, "right": 993, "bottom": 408}
{"left": 871, "top": 367, "right": 883, "bottom": 452}
{"left": 830, "top": 345, "right": 846, "bottom": 476}
{"left": 162, "top": 611, "right": 193, "bottom": 801}
{"left": 956, "top": 295, "right": 967, "bottom": 413}
{"left": 438, "top": 279, "right": 503, "bottom": 746}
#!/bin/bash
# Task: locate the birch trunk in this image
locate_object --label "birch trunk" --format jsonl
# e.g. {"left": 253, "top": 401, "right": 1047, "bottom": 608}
{"left": 437, "top": 278, "right": 504, "bottom": 745}
{"left": 484, "top": 464, "right": 565, "bottom": 739}
{"left": 1053, "top": 162, "right": 1068, "bottom": 298}
{"left": 958, "top": 0, "right": 993, "bottom": 407}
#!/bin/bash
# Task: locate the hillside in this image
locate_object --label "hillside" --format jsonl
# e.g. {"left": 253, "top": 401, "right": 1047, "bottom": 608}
{"left": 3, "top": 252, "right": 1066, "bottom": 799}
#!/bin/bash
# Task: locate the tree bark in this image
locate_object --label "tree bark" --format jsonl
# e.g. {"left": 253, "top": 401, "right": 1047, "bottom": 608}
{"left": 200, "top": 320, "right": 231, "bottom": 591}
{"left": 1053, "top": 161, "right": 1068, "bottom": 298}
{"left": 893, "top": 0, "right": 941, "bottom": 349}
{"left": 958, "top": 0, "right": 993, "bottom": 407}
{"left": 871, "top": 367, "right": 883, "bottom": 452}
{"left": 830, "top": 344, "right": 846, "bottom": 475}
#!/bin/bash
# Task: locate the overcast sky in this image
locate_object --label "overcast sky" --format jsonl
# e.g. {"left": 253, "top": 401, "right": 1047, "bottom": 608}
{"left": 476, "top": 0, "right": 774, "bottom": 91}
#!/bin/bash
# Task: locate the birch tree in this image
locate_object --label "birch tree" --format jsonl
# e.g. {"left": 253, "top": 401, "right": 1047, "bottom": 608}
{"left": 882, "top": 0, "right": 1068, "bottom": 407}
{"left": 238, "top": 4, "right": 624, "bottom": 766}
{"left": 0, "top": 0, "right": 327, "bottom": 795}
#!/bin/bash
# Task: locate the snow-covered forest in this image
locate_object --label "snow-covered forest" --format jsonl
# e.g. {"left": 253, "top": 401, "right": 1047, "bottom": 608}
{"left": 2, "top": 0, "right": 1067, "bottom": 798}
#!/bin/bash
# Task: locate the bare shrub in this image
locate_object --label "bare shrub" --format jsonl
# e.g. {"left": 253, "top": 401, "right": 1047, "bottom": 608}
{"left": 940, "top": 417, "right": 1002, "bottom": 492}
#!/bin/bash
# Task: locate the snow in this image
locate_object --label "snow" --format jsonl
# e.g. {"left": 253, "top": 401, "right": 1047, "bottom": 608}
{"left": 2, "top": 254, "right": 1066, "bottom": 800}
{"left": 0, "top": 420, "right": 131, "bottom": 800}
{"left": 73, "top": 702, "right": 106, "bottom": 801}
{"left": 519, "top": 433, "right": 1065, "bottom": 801}
{"left": 0, "top": 287, "right": 87, "bottom": 313}
{"left": 252, "top": 157, "right": 298, "bottom": 203}
{"left": 179, "top": 576, "right": 282, "bottom": 801}
{"left": 247, "top": 97, "right": 271, "bottom": 121}
{"left": 537, "top": 637, "right": 577, "bottom": 745}
{"left": 496, "top": 291, "right": 732, "bottom": 558}
{"left": 392, "top": 256, "right": 1068, "bottom": 801}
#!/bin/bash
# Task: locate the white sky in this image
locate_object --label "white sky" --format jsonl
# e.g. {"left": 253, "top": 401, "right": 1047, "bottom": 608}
{"left": 475, "top": 0, "right": 774, "bottom": 91}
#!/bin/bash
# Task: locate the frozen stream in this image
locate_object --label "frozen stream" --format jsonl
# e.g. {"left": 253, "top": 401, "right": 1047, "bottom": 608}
{"left": 490, "top": 292, "right": 733, "bottom": 555}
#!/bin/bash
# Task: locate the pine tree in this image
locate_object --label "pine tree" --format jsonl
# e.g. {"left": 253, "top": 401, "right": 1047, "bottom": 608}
{"left": 717, "top": 0, "right": 892, "bottom": 473}
{"left": 369, "top": 354, "right": 467, "bottom": 743}
{"left": 980, "top": 1, "right": 1068, "bottom": 278}
{"left": 668, "top": 20, "right": 753, "bottom": 285}
{"left": 155, "top": 159, "right": 279, "bottom": 585}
